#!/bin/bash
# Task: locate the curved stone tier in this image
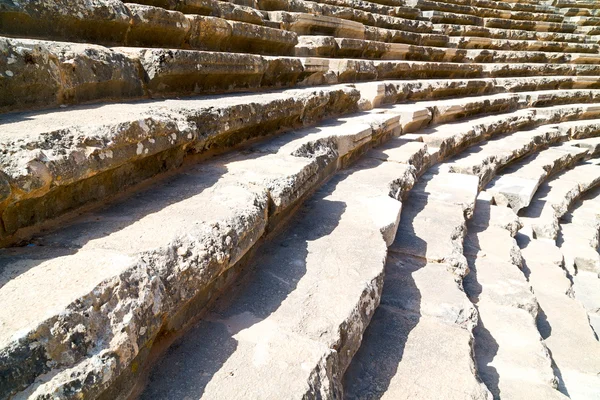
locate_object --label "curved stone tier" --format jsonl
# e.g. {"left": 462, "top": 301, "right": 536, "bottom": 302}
{"left": 1, "top": 0, "right": 600, "bottom": 399}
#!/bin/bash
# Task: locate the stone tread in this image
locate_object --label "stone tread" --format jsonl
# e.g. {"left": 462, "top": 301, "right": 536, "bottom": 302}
{"left": 559, "top": 186, "right": 600, "bottom": 336}
{"left": 447, "top": 35, "right": 600, "bottom": 52}
{"left": 295, "top": 35, "right": 600, "bottom": 62}
{"left": 435, "top": 23, "right": 600, "bottom": 43}
{"left": 0, "top": 108, "right": 414, "bottom": 398}
{"left": 344, "top": 169, "right": 487, "bottom": 399}
{"left": 444, "top": 124, "right": 571, "bottom": 188}
{"left": 0, "top": 2, "right": 297, "bottom": 53}
{"left": 407, "top": 0, "right": 565, "bottom": 21}
{"left": 519, "top": 158, "right": 600, "bottom": 239}
{"left": 518, "top": 237, "right": 600, "bottom": 399}
{"left": 8, "top": 34, "right": 600, "bottom": 114}
{"left": 136, "top": 140, "right": 421, "bottom": 399}
{"left": 389, "top": 169, "right": 479, "bottom": 276}
{"left": 0, "top": 84, "right": 360, "bottom": 243}
{"left": 410, "top": 103, "right": 600, "bottom": 161}
{"left": 486, "top": 142, "right": 590, "bottom": 212}
{"left": 4, "top": 84, "right": 600, "bottom": 244}
{"left": 464, "top": 198, "right": 565, "bottom": 399}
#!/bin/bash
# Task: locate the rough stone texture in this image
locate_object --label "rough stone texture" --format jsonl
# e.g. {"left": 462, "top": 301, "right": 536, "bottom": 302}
{"left": 134, "top": 129, "right": 420, "bottom": 400}
{"left": 10, "top": 81, "right": 600, "bottom": 242}
{"left": 0, "top": 0, "right": 132, "bottom": 44}
{"left": 11, "top": 34, "right": 600, "bottom": 115}
{"left": 3, "top": 0, "right": 600, "bottom": 398}
{"left": 0, "top": 37, "right": 144, "bottom": 113}
{"left": 0, "top": 85, "right": 360, "bottom": 244}
{"left": 390, "top": 170, "right": 478, "bottom": 279}
{"left": 487, "top": 143, "right": 589, "bottom": 212}
{"left": 463, "top": 198, "right": 565, "bottom": 399}
{"left": 519, "top": 160, "right": 600, "bottom": 240}
{"left": 559, "top": 186, "right": 600, "bottom": 336}
{"left": 519, "top": 237, "right": 600, "bottom": 399}
{"left": 0, "top": 111, "right": 407, "bottom": 399}
{"left": 445, "top": 124, "right": 570, "bottom": 189}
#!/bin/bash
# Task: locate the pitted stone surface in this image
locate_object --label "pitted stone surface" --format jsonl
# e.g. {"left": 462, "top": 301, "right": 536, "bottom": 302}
{"left": 3, "top": 0, "right": 600, "bottom": 398}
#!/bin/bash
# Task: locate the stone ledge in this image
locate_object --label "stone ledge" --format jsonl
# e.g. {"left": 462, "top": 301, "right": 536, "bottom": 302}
{"left": 0, "top": 85, "right": 360, "bottom": 244}
{"left": 0, "top": 109, "right": 411, "bottom": 399}
{"left": 0, "top": 1, "right": 297, "bottom": 54}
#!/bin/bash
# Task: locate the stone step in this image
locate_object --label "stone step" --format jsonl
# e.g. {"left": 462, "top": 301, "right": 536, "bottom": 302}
{"left": 0, "top": 37, "right": 308, "bottom": 113}
{"left": 484, "top": 17, "right": 577, "bottom": 32}
{"left": 296, "top": 35, "right": 600, "bottom": 62}
{"left": 518, "top": 236, "right": 600, "bottom": 399}
{"left": 571, "top": 269, "right": 600, "bottom": 339}
{"left": 448, "top": 35, "right": 600, "bottom": 52}
{"left": 553, "top": 0, "right": 600, "bottom": 10}
{"left": 267, "top": 7, "right": 434, "bottom": 33}
{"left": 445, "top": 124, "right": 571, "bottom": 189}
{"left": 574, "top": 24, "right": 600, "bottom": 34}
{"left": 344, "top": 260, "right": 489, "bottom": 399}
{"left": 136, "top": 137, "right": 424, "bottom": 400}
{"left": 124, "top": 0, "right": 443, "bottom": 45}
{"left": 557, "top": 183, "right": 600, "bottom": 282}
{"left": 407, "top": 0, "right": 565, "bottom": 21}
{"left": 563, "top": 185, "right": 600, "bottom": 237}
{"left": 372, "top": 89, "right": 600, "bottom": 133}
{"left": 565, "top": 15, "right": 600, "bottom": 25}
{"left": 569, "top": 135, "right": 600, "bottom": 156}
{"left": 389, "top": 170, "right": 479, "bottom": 274}
{"left": 559, "top": 7, "right": 600, "bottom": 16}
{"left": 519, "top": 158, "right": 600, "bottom": 240}
{"left": 0, "top": 109, "right": 409, "bottom": 399}
{"left": 407, "top": 103, "right": 600, "bottom": 161}
{"left": 357, "top": 76, "right": 600, "bottom": 108}
{"left": 5, "top": 83, "right": 596, "bottom": 244}
{"left": 423, "top": 9, "right": 485, "bottom": 25}
{"left": 0, "top": 2, "right": 297, "bottom": 54}
{"left": 486, "top": 143, "right": 590, "bottom": 212}
{"left": 131, "top": 0, "right": 269, "bottom": 25}
{"left": 344, "top": 169, "right": 488, "bottom": 399}
{"left": 14, "top": 35, "right": 600, "bottom": 114}
{"left": 355, "top": 76, "right": 600, "bottom": 111}
{"left": 558, "top": 187, "right": 600, "bottom": 332}
{"left": 0, "top": 84, "right": 362, "bottom": 245}
{"left": 308, "top": 0, "right": 423, "bottom": 20}
{"left": 432, "top": 0, "right": 554, "bottom": 12}
{"left": 464, "top": 197, "right": 566, "bottom": 399}
{"left": 436, "top": 23, "right": 596, "bottom": 42}
{"left": 6, "top": 32, "right": 600, "bottom": 112}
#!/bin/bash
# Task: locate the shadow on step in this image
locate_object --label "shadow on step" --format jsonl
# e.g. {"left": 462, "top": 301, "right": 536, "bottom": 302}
{"left": 463, "top": 217, "right": 500, "bottom": 399}
{"left": 472, "top": 316, "right": 501, "bottom": 400}
{"left": 0, "top": 159, "right": 228, "bottom": 288}
{"left": 342, "top": 192, "right": 427, "bottom": 399}
{"left": 135, "top": 180, "right": 347, "bottom": 399}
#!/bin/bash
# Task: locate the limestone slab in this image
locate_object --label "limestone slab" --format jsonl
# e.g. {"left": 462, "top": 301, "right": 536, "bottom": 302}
{"left": 522, "top": 239, "right": 600, "bottom": 399}
{"left": 0, "top": 85, "right": 359, "bottom": 243}
{"left": 487, "top": 143, "right": 590, "bottom": 212}
{"left": 136, "top": 140, "right": 419, "bottom": 400}
{"left": 0, "top": 109, "right": 408, "bottom": 398}
{"left": 344, "top": 308, "right": 491, "bottom": 400}
{"left": 519, "top": 160, "right": 600, "bottom": 239}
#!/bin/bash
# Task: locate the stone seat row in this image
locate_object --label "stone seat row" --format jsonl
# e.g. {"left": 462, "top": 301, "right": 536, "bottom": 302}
{"left": 436, "top": 23, "right": 600, "bottom": 43}
{"left": 1, "top": 79, "right": 598, "bottom": 248}
{"left": 2, "top": 82, "right": 600, "bottom": 399}
{"left": 4, "top": 0, "right": 600, "bottom": 56}
{"left": 4, "top": 35, "right": 600, "bottom": 115}
{"left": 559, "top": 186, "right": 600, "bottom": 337}
{"left": 406, "top": 0, "right": 564, "bottom": 21}
{"left": 295, "top": 35, "right": 600, "bottom": 61}
{"left": 426, "top": 0, "right": 554, "bottom": 12}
